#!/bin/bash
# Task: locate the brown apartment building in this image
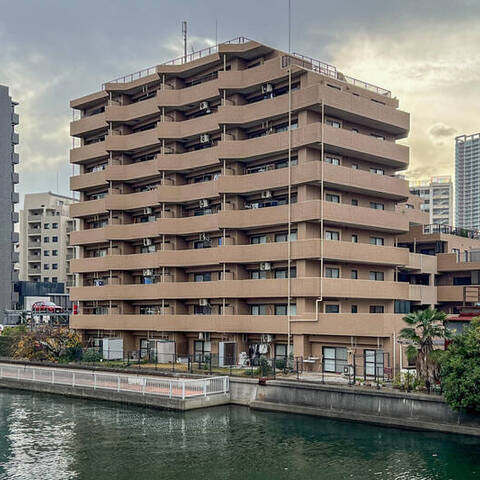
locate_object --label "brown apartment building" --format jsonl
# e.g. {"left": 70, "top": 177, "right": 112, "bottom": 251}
{"left": 69, "top": 37, "right": 444, "bottom": 375}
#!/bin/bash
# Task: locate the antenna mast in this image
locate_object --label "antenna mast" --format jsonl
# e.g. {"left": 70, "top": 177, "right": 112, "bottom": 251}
{"left": 182, "top": 21, "right": 187, "bottom": 63}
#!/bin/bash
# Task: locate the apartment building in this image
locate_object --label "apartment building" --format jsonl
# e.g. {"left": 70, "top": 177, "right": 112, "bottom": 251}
{"left": 0, "top": 85, "right": 19, "bottom": 321}
{"left": 409, "top": 176, "right": 453, "bottom": 226}
{"left": 19, "top": 192, "right": 77, "bottom": 286}
{"left": 456, "top": 133, "right": 480, "bottom": 230}
{"left": 69, "top": 37, "right": 434, "bottom": 374}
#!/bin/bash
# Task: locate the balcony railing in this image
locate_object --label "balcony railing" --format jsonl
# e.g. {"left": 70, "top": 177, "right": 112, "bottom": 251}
{"left": 423, "top": 224, "right": 480, "bottom": 240}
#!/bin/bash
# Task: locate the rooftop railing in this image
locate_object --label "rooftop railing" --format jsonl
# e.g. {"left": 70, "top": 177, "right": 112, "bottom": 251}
{"left": 423, "top": 224, "right": 480, "bottom": 240}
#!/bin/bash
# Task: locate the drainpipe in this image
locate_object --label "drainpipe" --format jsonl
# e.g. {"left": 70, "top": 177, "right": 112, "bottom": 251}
{"left": 287, "top": 58, "right": 293, "bottom": 357}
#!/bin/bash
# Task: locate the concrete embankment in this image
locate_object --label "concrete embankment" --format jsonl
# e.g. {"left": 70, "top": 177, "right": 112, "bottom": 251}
{"left": 230, "top": 378, "right": 480, "bottom": 437}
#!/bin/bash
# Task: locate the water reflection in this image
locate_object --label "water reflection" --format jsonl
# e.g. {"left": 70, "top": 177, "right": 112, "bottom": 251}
{"left": 0, "top": 390, "right": 478, "bottom": 480}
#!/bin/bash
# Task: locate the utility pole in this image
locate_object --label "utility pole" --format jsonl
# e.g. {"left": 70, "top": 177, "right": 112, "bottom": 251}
{"left": 182, "top": 21, "right": 187, "bottom": 64}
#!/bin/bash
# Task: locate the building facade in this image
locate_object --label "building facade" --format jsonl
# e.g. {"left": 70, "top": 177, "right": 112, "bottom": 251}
{"left": 456, "top": 133, "right": 480, "bottom": 230}
{"left": 0, "top": 85, "right": 19, "bottom": 321}
{"left": 409, "top": 176, "right": 453, "bottom": 226}
{"left": 69, "top": 38, "right": 437, "bottom": 374}
{"left": 19, "top": 192, "right": 77, "bottom": 286}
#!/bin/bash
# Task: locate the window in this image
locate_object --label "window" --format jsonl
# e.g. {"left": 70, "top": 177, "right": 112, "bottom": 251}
{"left": 394, "top": 300, "right": 411, "bottom": 314}
{"left": 351, "top": 269, "right": 358, "bottom": 279}
{"left": 275, "top": 232, "right": 297, "bottom": 242}
{"left": 325, "top": 156, "right": 340, "bottom": 166}
{"left": 43, "top": 250, "right": 50, "bottom": 257}
{"left": 43, "top": 264, "right": 49, "bottom": 270}
{"left": 325, "top": 267, "right": 340, "bottom": 278}
{"left": 326, "top": 193, "right": 340, "bottom": 203}
{"left": 194, "top": 305, "right": 212, "bottom": 315}
{"left": 43, "top": 277, "right": 49, "bottom": 283}
{"left": 194, "top": 340, "right": 211, "bottom": 362}
{"left": 351, "top": 305, "right": 358, "bottom": 313}
{"left": 351, "top": 164, "right": 359, "bottom": 169}
{"left": 52, "top": 277, "right": 58, "bottom": 283}
{"left": 351, "top": 199, "right": 358, "bottom": 206}
{"left": 52, "top": 250, "right": 58, "bottom": 256}
{"left": 44, "top": 223, "right": 50, "bottom": 229}
{"left": 370, "top": 202, "right": 384, "bottom": 210}
{"left": 250, "top": 235, "right": 267, "bottom": 244}
{"left": 323, "top": 347, "right": 347, "bottom": 373}
{"left": 251, "top": 305, "right": 267, "bottom": 315}
{"left": 194, "top": 272, "right": 212, "bottom": 282}
{"left": 250, "top": 270, "right": 267, "bottom": 280}
{"left": 326, "top": 119, "right": 341, "bottom": 129}
{"left": 52, "top": 264, "right": 58, "bottom": 270}
{"left": 141, "top": 245, "right": 156, "bottom": 254}
{"left": 325, "top": 304, "right": 340, "bottom": 313}
{"left": 194, "top": 240, "right": 211, "bottom": 249}
{"left": 370, "top": 168, "right": 384, "bottom": 175}
{"left": 369, "top": 305, "right": 385, "bottom": 313}
{"left": 369, "top": 271, "right": 384, "bottom": 281}
{"left": 351, "top": 234, "right": 358, "bottom": 243}
{"left": 364, "top": 349, "right": 384, "bottom": 377}
{"left": 369, "top": 237, "right": 385, "bottom": 246}
{"left": 275, "top": 304, "right": 296, "bottom": 315}
{"left": 325, "top": 231, "right": 340, "bottom": 241}
{"left": 352, "top": 128, "right": 359, "bottom": 133}
{"left": 52, "top": 236, "right": 58, "bottom": 242}
{"left": 52, "top": 223, "right": 58, "bottom": 229}
{"left": 274, "top": 268, "right": 296, "bottom": 279}
{"left": 371, "top": 133, "right": 385, "bottom": 140}
{"left": 43, "top": 237, "right": 49, "bottom": 243}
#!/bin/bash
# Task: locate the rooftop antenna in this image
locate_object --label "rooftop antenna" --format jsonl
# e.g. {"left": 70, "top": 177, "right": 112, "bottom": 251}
{"left": 182, "top": 21, "right": 187, "bottom": 63}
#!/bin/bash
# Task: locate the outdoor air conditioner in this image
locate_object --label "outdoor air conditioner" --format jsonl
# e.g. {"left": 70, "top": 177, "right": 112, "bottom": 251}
{"left": 199, "top": 232, "right": 210, "bottom": 242}
{"left": 94, "top": 279, "right": 104, "bottom": 287}
{"left": 143, "top": 269, "right": 153, "bottom": 276}
{"left": 199, "top": 101, "right": 209, "bottom": 110}
{"left": 199, "top": 332, "right": 211, "bottom": 341}
{"left": 143, "top": 238, "right": 152, "bottom": 246}
{"left": 199, "top": 299, "right": 209, "bottom": 306}
{"left": 261, "top": 190, "right": 272, "bottom": 199}
{"left": 200, "top": 134, "right": 210, "bottom": 143}
{"left": 261, "top": 334, "right": 273, "bottom": 343}
{"left": 199, "top": 199, "right": 209, "bottom": 208}
{"left": 144, "top": 207, "right": 153, "bottom": 215}
{"left": 260, "top": 262, "right": 271, "bottom": 271}
{"left": 261, "top": 83, "right": 273, "bottom": 94}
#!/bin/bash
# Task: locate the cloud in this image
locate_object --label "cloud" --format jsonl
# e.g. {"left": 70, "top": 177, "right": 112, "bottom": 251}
{"left": 429, "top": 123, "right": 457, "bottom": 139}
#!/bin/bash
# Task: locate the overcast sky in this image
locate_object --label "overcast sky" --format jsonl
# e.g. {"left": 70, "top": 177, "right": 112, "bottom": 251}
{"left": 1, "top": 0, "right": 479, "bottom": 203}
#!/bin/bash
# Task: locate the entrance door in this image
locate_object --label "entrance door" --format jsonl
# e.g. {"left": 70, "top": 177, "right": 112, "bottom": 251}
{"left": 323, "top": 347, "right": 347, "bottom": 373}
{"left": 219, "top": 342, "right": 236, "bottom": 367}
{"left": 364, "top": 349, "right": 384, "bottom": 378}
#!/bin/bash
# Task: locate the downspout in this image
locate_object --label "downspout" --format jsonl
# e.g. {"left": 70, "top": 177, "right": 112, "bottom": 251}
{"left": 287, "top": 59, "right": 293, "bottom": 357}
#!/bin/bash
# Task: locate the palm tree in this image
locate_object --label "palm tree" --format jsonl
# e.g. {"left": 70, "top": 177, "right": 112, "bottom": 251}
{"left": 399, "top": 308, "right": 450, "bottom": 390}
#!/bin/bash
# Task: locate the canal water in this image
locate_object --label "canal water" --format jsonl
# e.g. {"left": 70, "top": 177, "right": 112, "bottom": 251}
{"left": 0, "top": 390, "right": 479, "bottom": 480}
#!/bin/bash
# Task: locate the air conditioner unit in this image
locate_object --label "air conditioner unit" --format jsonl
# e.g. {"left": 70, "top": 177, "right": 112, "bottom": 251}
{"left": 199, "top": 199, "right": 209, "bottom": 208}
{"left": 199, "top": 101, "right": 209, "bottom": 110}
{"left": 261, "top": 190, "right": 272, "bottom": 199}
{"left": 261, "top": 83, "right": 273, "bottom": 94}
{"left": 261, "top": 334, "right": 273, "bottom": 343}
{"left": 199, "top": 299, "right": 209, "bottom": 306}
{"left": 200, "top": 134, "right": 210, "bottom": 143}
{"left": 94, "top": 279, "right": 104, "bottom": 287}
{"left": 144, "top": 207, "right": 153, "bottom": 215}
{"left": 199, "top": 332, "right": 211, "bottom": 341}
{"left": 143, "top": 269, "right": 153, "bottom": 276}
{"left": 143, "top": 238, "right": 152, "bottom": 246}
{"left": 260, "top": 262, "right": 271, "bottom": 271}
{"left": 199, "top": 232, "right": 210, "bottom": 242}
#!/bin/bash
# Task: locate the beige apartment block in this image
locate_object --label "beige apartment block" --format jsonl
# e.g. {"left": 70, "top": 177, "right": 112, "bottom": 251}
{"left": 19, "top": 192, "right": 77, "bottom": 286}
{"left": 69, "top": 37, "right": 437, "bottom": 375}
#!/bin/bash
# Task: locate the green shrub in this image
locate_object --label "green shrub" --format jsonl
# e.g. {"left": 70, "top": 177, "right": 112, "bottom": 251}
{"left": 82, "top": 349, "right": 103, "bottom": 363}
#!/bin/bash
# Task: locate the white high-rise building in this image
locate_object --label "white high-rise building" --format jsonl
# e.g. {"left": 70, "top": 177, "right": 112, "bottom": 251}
{"left": 19, "top": 192, "right": 77, "bottom": 286}
{"left": 409, "top": 176, "right": 453, "bottom": 226}
{"left": 456, "top": 133, "right": 480, "bottom": 230}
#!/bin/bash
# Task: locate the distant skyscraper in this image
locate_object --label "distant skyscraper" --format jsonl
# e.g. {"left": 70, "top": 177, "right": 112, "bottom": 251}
{"left": 409, "top": 176, "right": 453, "bottom": 226}
{"left": 456, "top": 133, "right": 480, "bottom": 230}
{"left": 0, "top": 85, "right": 19, "bottom": 318}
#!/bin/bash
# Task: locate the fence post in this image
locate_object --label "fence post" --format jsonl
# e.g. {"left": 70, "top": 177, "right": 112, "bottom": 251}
{"left": 182, "top": 381, "right": 185, "bottom": 400}
{"left": 51, "top": 369, "right": 55, "bottom": 384}
{"left": 32, "top": 368, "right": 35, "bottom": 382}
{"left": 117, "top": 376, "right": 121, "bottom": 392}
{"left": 17, "top": 367, "right": 20, "bottom": 380}
{"left": 93, "top": 373, "right": 97, "bottom": 390}
{"left": 169, "top": 381, "right": 172, "bottom": 399}
{"left": 223, "top": 376, "right": 227, "bottom": 394}
{"left": 203, "top": 380, "right": 207, "bottom": 397}
{"left": 72, "top": 372, "right": 76, "bottom": 387}
{"left": 142, "top": 378, "right": 146, "bottom": 395}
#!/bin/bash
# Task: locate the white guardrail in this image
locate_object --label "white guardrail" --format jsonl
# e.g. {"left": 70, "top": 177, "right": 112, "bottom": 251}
{"left": 0, "top": 363, "right": 229, "bottom": 400}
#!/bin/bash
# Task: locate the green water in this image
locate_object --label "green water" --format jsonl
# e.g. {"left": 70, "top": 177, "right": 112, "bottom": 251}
{"left": 0, "top": 390, "right": 479, "bottom": 479}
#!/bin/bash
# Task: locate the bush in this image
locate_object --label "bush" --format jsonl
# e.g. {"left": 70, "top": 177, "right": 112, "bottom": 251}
{"left": 82, "top": 349, "right": 103, "bottom": 363}
{"left": 441, "top": 318, "right": 480, "bottom": 412}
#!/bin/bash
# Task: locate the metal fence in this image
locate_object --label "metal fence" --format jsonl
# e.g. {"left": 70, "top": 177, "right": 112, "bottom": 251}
{"left": 0, "top": 363, "right": 228, "bottom": 400}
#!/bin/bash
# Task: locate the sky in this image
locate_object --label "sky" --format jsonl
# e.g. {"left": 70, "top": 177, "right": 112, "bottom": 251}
{"left": 1, "top": 0, "right": 479, "bottom": 204}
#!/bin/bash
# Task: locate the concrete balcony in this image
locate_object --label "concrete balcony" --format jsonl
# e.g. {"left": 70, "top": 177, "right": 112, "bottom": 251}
{"left": 436, "top": 253, "right": 480, "bottom": 272}
{"left": 70, "top": 112, "right": 108, "bottom": 137}
{"left": 157, "top": 81, "right": 220, "bottom": 108}
{"left": 70, "top": 313, "right": 289, "bottom": 334}
{"left": 70, "top": 141, "right": 108, "bottom": 164}
{"left": 69, "top": 228, "right": 107, "bottom": 246}
{"left": 69, "top": 198, "right": 107, "bottom": 218}
{"left": 436, "top": 285, "right": 465, "bottom": 303}
{"left": 405, "top": 253, "right": 437, "bottom": 273}
{"left": 105, "top": 128, "right": 159, "bottom": 153}
{"left": 70, "top": 277, "right": 320, "bottom": 301}
{"left": 408, "top": 284, "right": 437, "bottom": 305}
{"left": 70, "top": 169, "right": 108, "bottom": 191}
{"left": 157, "top": 113, "right": 220, "bottom": 140}
{"left": 105, "top": 98, "right": 158, "bottom": 123}
{"left": 70, "top": 90, "right": 108, "bottom": 110}
{"left": 321, "top": 278, "right": 409, "bottom": 300}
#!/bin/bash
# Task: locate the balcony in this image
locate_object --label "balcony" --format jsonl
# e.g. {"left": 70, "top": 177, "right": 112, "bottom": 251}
{"left": 408, "top": 284, "right": 437, "bottom": 305}
{"left": 322, "top": 278, "right": 409, "bottom": 300}
{"left": 104, "top": 128, "right": 159, "bottom": 152}
{"left": 70, "top": 112, "right": 108, "bottom": 137}
{"left": 70, "top": 313, "right": 289, "bottom": 334}
{"left": 70, "top": 141, "right": 108, "bottom": 164}
{"left": 70, "top": 169, "right": 108, "bottom": 191}
{"left": 69, "top": 198, "right": 107, "bottom": 218}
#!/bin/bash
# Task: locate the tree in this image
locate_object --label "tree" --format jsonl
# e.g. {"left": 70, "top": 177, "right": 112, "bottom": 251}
{"left": 441, "top": 318, "right": 480, "bottom": 412}
{"left": 14, "top": 326, "right": 82, "bottom": 362}
{"left": 399, "top": 308, "right": 450, "bottom": 390}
